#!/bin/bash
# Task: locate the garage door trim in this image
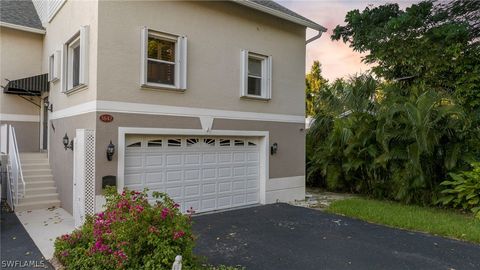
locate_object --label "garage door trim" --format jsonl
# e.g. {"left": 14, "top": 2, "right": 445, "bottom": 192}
{"left": 117, "top": 127, "right": 269, "bottom": 205}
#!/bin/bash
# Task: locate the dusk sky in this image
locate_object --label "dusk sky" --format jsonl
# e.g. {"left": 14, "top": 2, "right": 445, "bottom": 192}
{"left": 277, "top": 0, "right": 418, "bottom": 81}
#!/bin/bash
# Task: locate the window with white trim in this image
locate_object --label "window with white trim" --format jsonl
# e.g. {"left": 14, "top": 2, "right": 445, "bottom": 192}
{"left": 48, "top": 50, "right": 60, "bottom": 82}
{"left": 63, "top": 25, "right": 89, "bottom": 93}
{"left": 241, "top": 50, "right": 272, "bottom": 99}
{"left": 141, "top": 28, "right": 187, "bottom": 90}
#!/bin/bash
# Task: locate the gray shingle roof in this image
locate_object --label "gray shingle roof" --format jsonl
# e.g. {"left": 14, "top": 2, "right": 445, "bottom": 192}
{"left": 0, "top": 0, "right": 43, "bottom": 30}
{"left": 252, "top": 0, "right": 321, "bottom": 28}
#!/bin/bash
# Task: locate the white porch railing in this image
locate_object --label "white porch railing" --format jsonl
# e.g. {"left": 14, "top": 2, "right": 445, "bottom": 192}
{"left": 5, "top": 125, "right": 25, "bottom": 209}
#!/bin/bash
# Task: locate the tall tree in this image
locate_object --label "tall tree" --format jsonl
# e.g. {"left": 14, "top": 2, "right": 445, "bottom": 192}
{"left": 305, "top": 61, "right": 328, "bottom": 117}
{"left": 331, "top": 0, "right": 480, "bottom": 110}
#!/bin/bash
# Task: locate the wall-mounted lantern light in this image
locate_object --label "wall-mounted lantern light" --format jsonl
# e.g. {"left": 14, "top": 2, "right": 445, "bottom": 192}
{"left": 63, "top": 133, "right": 74, "bottom": 151}
{"left": 106, "top": 140, "right": 115, "bottom": 161}
{"left": 44, "top": 100, "right": 53, "bottom": 112}
{"left": 270, "top": 142, "right": 278, "bottom": 155}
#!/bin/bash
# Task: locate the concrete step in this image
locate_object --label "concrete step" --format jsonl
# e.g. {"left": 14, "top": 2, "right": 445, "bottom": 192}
{"left": 24, "top": 174, "right": 54, "bottom": 182}
{"left": 22, "top": 169, "right": 52, "bottom": 176}
{"left": 27, "top": 181, "right": 56, "bottom": 189}
{"left": 26, "top": 186, "right": 57, "bottom": 195}
{"left": 15, "top": 199, "right": 61, "bottom": 212}
{"left": 21, "top": 163, "right": 51, "bottom": 170}
{"left": 21, "top": 159, "right": 49, "bottom": 164}
{"left": 19, "top": 153, "right": 48, "bottom": 160}
{"left": 19, "top": 193, "right": 59, "bottom": 204}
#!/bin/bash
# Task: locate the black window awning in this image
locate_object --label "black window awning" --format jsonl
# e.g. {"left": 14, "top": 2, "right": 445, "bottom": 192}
{"left": 2, "top": 74, "right": 49, "bottom": 96}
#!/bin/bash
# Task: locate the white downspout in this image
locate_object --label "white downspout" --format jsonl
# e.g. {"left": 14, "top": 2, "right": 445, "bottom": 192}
{"left": 306, "top": 29, "right": 326, "bottom": 44}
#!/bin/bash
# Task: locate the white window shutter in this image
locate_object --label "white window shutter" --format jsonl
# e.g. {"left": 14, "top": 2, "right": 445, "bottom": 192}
{"left": 177, "top": 36, "right": 187, "bottom": 90}
{"left": 54, "top": 50, "right": 61, "bottom": 81}
{"left": 140, "top": 27, "right": 148, "bottom": 85}
{"left": 79, "top": 25, "right": 89, "bottom": 85}
{"left": 61, "top": 44, "right": 67, "bottom": 92}
{"left": 266, "top": 56, "right": 272, "bottom": 99}
{"left": 240, "top": 49, "right": 249, "bottom": 96}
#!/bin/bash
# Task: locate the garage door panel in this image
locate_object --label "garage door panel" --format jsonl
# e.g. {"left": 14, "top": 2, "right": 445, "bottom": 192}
{"left": 202, "top": 183, "right": 216, "bottom": 195}
{"left": 145, "top": 172, "right": 163, "bottom": 184}
{"left": 218, "top": 181, "right": 232, "bottom": 193}
{"left": 166, "top": 154, "right": 182, "bottom": 166}
{"left": 125, "top": 135, "right": 260, "bottom": 213}
{"left": 166, "top": 170, "right": 182, "bottom": 182}
{"left": 125, "top": 155, "right": 143, "bottom": 169}
{"left": 184, "top": 169, "right": 201, "bottom": 181}
{"left": 125, "top": 173, "right": 143, "bottom": 185}
{"left": 233, "top": 152, "right": 246, "bottom": 162}
{"left": 202, "top": 168, "right": 216, "bottom": 179}
{"left": 233, "top": 167, "right": 246, "bottom": 177}
{"left": 184, "top": 184, "right": 201, "bottom": 197}
{"left": 202, "top": 153, "right": 216, "bottom": 164}
{"left": 145, "top": 155, "right": 163, "bottom": 167}
{"left": 218, "top": 167, "right": 232, "bottom": 178}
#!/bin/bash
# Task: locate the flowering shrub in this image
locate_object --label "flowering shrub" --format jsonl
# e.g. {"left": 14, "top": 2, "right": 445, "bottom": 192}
{"left": 54, "top": 188, "right": 197, "bottom": 270}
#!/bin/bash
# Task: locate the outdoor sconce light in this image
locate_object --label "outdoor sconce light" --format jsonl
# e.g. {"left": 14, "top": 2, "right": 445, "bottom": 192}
{"left": 270, "top": 142, "right": 278, "bottom": 155}
{"left": 106, "top": 140, "right": 115, "bottom": 161}
{"left": 44, "top": 100, "right": 53, "bottom": 112}
{"left": 63, "top": 133, "right": 74, "bottom": 151}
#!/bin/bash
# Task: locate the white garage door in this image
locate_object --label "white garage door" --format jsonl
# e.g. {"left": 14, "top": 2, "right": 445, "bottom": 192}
{"left": 124, "top": 135, "right": 261, "bottom": 213}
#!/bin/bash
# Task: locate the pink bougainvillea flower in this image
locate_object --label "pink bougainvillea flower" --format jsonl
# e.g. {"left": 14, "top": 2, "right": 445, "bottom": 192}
{"left": 161, "top": 207, "right": 170, "bottom": 219}
{"left": 173, "top": 230, "right": 185, "bottom": 240}
{"left": 173, "top": 203, "right": 180, "bottom": 209}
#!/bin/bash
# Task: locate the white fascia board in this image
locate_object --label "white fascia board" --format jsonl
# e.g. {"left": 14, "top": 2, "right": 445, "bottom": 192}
{"left": 232, "top": 0, "right": 327, "bottom": 32}
{"left": 0, "top": 22, "right": 45, "bottom": 34}
{"left": 50, "top": 100, "right": 305, "bottom": 123}
{"left": 0, "top": 113, "right": 40, "bottom": 122}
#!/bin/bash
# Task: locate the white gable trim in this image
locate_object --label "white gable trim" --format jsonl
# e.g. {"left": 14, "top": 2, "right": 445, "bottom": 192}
{"left": 50, "top": 100, "right": 305, "bottom": 123}
{"left": 0, "top": 22, "right": 45, "bottom": 34}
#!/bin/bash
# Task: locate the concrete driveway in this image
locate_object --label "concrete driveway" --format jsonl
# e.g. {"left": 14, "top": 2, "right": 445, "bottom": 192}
{"left": 193, "top": 203, "right": 480, "bottom": 270}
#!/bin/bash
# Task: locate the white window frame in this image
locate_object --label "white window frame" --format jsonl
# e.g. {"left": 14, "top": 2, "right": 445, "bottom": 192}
{"left": 140, "top": 27, "right": 187, "bottom": 90}
{"left": 240, "top": 50, "right": 272, "bottom": 100}
{"left": 48, "top": 50, "right": 60, "bottom": 82}
{"left": 62, "top": 25, "right": 89, "bottom": 93}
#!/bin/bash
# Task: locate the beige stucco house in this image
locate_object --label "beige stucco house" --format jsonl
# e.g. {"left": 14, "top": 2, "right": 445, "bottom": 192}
{"left": 0, "top": 0, "right": 325, "bottom": 223}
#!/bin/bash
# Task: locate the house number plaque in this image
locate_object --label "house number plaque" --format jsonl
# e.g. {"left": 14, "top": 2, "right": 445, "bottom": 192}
{"left": 99, "top": 114, "right": 114, "bottom": 123}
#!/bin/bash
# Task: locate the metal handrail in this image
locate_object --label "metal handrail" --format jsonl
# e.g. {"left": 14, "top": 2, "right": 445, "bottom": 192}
{"left": 8, "top": 125, "right": 25, "bottom": 206}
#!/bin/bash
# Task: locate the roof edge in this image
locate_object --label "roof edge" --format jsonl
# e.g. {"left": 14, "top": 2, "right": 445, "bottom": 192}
{"left": 0, "top": 22, "right": 45, "bottom": 34}
{"left": 233, "top": 0, "right": 326, "bottom": 32}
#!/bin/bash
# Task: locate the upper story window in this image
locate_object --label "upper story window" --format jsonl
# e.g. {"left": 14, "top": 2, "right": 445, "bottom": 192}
{"left": 48, "top": 50, "right": 60, "bottom": 82}
{"left": 240, "top": 50, "right": 272, "bottom": 100}
{"left": 141, "top": 28, "right": 187, "bottom": 90}
{"left": 62, "top": 25, "right": 89, "bottom": 93}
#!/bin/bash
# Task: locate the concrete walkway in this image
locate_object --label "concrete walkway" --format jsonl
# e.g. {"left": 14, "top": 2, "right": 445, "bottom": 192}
{"left": 193, "top": 203, "right": 480, "bottom": 270}
{"left": 16, "top": 207, "right": 75, "bottom": 260}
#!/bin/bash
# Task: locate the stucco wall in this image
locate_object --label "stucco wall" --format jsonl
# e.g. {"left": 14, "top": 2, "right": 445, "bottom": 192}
{"left": 96, "top": 0, "right": 306, "bottom": 116}
{"left": 0, "top": 27, "right": 42, "bottom": 116}
{"left": 0, "top": 121, "right": 40, "bottom": 152}
{"left": 49, "top": 112, "right": 96, "bottom": 213}
{"left": 41, "top": 0, "right": 98, "bottom": 111}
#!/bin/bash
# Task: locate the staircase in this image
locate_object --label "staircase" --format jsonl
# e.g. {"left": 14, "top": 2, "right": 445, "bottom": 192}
{"left": 15, "top": 152, "right": 60, "bottom": 212}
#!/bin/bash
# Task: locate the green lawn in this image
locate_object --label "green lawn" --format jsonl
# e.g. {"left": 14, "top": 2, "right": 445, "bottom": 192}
{"left": 327, "top": 198, "right": 480, "bottom": 244}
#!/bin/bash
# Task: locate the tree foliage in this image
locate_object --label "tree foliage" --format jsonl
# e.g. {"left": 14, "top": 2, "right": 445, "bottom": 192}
{"left": 331, "top": 0, "right": 480, "bottom": 111}
{"left": 305, "top": 61, "right": 328, "bottom": 117}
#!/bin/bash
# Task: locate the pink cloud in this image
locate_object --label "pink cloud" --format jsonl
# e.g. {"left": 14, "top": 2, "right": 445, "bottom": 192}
{"left": 276, "top": 0, "right": 418, "bottom": 80}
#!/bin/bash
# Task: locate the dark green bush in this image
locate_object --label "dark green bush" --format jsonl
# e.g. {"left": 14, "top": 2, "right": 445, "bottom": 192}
{"left": 438, "top": 163, "right": 480, "bottom": 219}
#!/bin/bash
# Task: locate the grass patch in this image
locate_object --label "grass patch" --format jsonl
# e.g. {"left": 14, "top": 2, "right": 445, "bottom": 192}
{"left": 327, "top": 198, "right": 480, "bottom": 244}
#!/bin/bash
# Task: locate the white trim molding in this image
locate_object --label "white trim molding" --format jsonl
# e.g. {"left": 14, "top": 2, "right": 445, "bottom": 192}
{"left": 50, "top": 100, "right": 305, "bottom": 123}
{"left": 117, "top": 127, "right": 269, "bottom": 204}
{"left": 0, "top": 22, "right": 45, "bottom": 34}
{"left": 0, "top": 113, "right": 40, "bottom": 122}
